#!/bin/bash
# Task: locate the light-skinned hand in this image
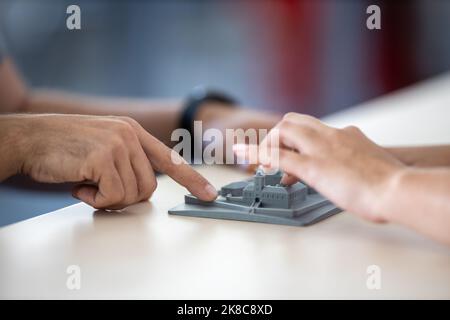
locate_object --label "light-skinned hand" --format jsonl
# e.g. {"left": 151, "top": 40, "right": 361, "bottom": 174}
{"left": 233, "top": 112, "right": 405, "bottom": 222}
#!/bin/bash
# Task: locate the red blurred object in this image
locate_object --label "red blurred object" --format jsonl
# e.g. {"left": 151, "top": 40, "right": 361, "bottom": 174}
{"left": 257, "top": 0, "right": 325, "bottom": 115}
{"left": 249, "top": 0, "right": 420, "bottom": 115}
{"left": 377, "top": 2, "right": 419, "bottom": 93}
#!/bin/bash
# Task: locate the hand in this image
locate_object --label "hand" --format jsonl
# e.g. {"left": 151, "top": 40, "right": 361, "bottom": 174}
{"left": 9, "top": 114, "right": 217, "bottom": 209}
{"left": 198, "top": 103, "right": 281, "bottom": 138}
{"left": 233, "top": 113, "right": 406, "bottom": 222}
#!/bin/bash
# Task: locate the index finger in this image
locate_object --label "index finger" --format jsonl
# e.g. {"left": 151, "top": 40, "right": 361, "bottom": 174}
{"left": 135, "top": 126, "right": 218, "bottom": 202}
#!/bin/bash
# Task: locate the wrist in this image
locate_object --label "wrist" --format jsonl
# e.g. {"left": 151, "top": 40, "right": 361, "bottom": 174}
{"left": 384, "top": 147, "right": 415, "bottom": 166}
{"left": 180, "top": 87, "right": 238, "bottom": 134}
{"left": 196, "top": 102, "right": 238, "bottom": 130}
{"left": 375, "top": 166, "right": 410, "bottom": 222}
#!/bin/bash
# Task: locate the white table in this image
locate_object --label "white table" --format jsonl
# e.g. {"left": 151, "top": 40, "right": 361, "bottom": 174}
{"left": 1, "top": 73, "right": 450, "bottom": 299}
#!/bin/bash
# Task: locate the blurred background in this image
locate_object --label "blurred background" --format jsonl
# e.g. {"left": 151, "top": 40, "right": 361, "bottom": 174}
{"left": 1, "top": 0, "right": 450, "bottom": 226}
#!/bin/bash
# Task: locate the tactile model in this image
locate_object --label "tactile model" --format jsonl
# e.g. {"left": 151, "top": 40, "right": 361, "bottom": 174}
{"left": 169, "top": 168, "right": 341, "bottom": 226}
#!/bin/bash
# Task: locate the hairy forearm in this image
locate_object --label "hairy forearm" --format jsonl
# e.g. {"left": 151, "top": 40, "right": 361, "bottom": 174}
{"left": 386, "top": 145, "right": 450, "bottom": 167}
{"left": 23, "top": 89, "right": 183, "bottom": 146}
{"left": 0, "top": 60, "right": 183, "bottom": 146}
{"left": 382, "top": 168, "right": 450, "bottom": 245}
{"left": 0, "top": 115, "right": 28, "bottom": 181}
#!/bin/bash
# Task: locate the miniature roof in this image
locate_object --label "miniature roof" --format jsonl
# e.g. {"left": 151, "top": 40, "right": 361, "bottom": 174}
{"left": 243, "top": 182, "right": 255, "bottom": 191}
{"left": 285, "top": 183, "right": 307, "bottom": 193}
{"left": 262, "top": 183, "right": 306, "bottom": 194}
{"left": 261, "top": 185, "right": 289, "bottom": 194}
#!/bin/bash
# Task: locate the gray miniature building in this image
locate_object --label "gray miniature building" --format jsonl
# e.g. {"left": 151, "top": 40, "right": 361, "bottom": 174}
{"left": 169, "top": 168, "right": 341, "bottom": 227}
{"left": 221, "top": 169, "right": 307, "bottom": 209}
{"left": 220, "top": 181, "right": 249, "bottom": 197}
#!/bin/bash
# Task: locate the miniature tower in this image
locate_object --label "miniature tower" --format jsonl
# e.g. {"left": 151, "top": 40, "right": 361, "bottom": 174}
{"left": 254, "top": 168, "right": 265, "bottom": 200}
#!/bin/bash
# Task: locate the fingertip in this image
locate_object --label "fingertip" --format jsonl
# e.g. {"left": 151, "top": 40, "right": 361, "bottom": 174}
{"left": 190, "top": 183, "right": 218, "bottom": 202}
{"left": 204, "top": 184, "right": 218, "bottom": 201}
{"left": 280, "top": 173, "right": 298, "bottom": 186}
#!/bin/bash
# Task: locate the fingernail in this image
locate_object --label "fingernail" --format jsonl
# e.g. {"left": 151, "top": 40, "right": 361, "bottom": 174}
{"left": 205, "top": 184, "right": 218, "bottom": 198}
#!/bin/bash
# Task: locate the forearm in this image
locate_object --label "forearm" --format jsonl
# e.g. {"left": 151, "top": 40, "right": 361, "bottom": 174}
{"left": 386, "top": 145, "right": 450, "bottom": 167}
{"left": 381, "top": 167, "right": 450, "bottom": 245}
{"left": 23, "top": 89, "right": 183, "bottom": 146}
{"left": 0, "top": 115, "right": 27, "bottom": 181}
{"left": 0, "top": 60, "right": 182, "bottom": 145}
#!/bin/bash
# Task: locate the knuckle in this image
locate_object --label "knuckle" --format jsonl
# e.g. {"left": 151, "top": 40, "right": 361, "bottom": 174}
{"left": 303, "top": 114, "right": 317, "bottom": 122}
{"left": 278, "top": 119, "right": 293, "bottom": 132}
{"left": 282, "top": 112, "right": 299, "bottom": 121}
{"left": 278, "top": 119, "right": 312, "bottom": 139}
{"left": 343, "top": 125, "right": 362, "bottom": 134}
{"left": 119, "top": 116, "right": 140, "bottom": 129}
{"left": 328, "top": 128, "right": 343, "bottom": 139}
{"left": 105, "top": 135, "right": 127, "bottom": 155}
{"left": 116, "top": 121, "right": 135, "bottom": 137}
{"left": 283, "top": 112, "right": 316, "bottom": 123}
{"left": 111, "top": 141, "right": 126, "bottom": 156}
{"left": 118, "top": 115, "right": 134, "bottom": 124}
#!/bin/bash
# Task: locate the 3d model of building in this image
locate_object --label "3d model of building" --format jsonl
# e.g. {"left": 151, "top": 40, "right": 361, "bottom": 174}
{"left": 220, "top": 169, "right": 308, "bottom": 209}
{"left": 169, "top": 168, "right": 341, "bottom": 227}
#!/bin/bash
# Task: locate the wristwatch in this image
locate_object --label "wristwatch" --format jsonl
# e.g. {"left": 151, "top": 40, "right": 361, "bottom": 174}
{"left": 179, "top": 86, "right": 238, "bottom": 135}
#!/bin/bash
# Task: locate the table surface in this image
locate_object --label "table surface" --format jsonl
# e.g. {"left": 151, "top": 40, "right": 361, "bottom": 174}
{"left": 1, "top": 72, "right": 450, "bottom": 299}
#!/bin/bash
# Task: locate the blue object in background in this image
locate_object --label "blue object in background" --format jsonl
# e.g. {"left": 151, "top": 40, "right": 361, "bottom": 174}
{"left": 0, "top": 176, "right": 78, "bottom": 227}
